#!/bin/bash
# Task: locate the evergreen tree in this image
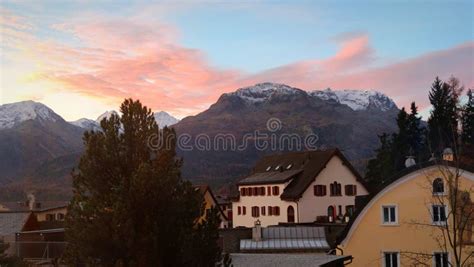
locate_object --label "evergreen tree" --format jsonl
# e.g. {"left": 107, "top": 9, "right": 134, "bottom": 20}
{"left": 462, "top": 89, "right": 474, "bottom": 145}
{"left": 407, "top": 102, "right": 426, "bottom": 158}
{"left": 392, "top": 108, "right": 411, "bottom": 171}
{"left": 65, "top": 99, "right": 221, "bottom": 266}
{"left": 428, "top": 77, "right": 461, "bottom": 154}
{"left": 0, "top": 240, "right": 9, "bottom": 264}
{"left": 365, "top": 133, "right": 395, "bottom": 190}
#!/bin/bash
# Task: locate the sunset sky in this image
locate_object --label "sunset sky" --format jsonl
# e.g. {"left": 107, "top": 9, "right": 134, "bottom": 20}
{"left": 1, "top": 1, "right": 473, "bottom": 120}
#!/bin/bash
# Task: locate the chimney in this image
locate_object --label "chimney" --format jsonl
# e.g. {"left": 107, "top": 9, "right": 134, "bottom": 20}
{"left": 442, "top": 148, "right": 454, "bottom": 161}
{"left": 405, "top": 156, "right": 416, "bottom": 168}
{"left": 26, "top": 193, "right": 35, "bottom": 211}
{"left": 252, "top": 220, "right": 262, "bottom": 241}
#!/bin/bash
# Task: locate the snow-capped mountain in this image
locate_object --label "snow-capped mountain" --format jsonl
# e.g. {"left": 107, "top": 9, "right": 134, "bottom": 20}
{"left": 70, "top": 118, "right": 101, "bottom": 132}
{"left": 227, "top": 82, "right": 305, "bottom": 104}
{"left": 310, "top": 88, "right": 397, "bottom": 112}
{"left": 154, "top": 111, "right": 179, "bottom": 128}
{"left": 0, "top": 100, "right": 62, "bottom": 129}
{"left": 96, "top": 110, "right": 119, "bottom": 123}
{"left": 70, "top": 110, "right": 179, "bottom": 130}
{"left": 226, "top": 82, "right": 397, "bottom": 112}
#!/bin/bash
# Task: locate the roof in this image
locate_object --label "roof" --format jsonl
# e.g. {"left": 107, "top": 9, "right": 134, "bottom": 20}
{"left": 240, "top": 226, "right": 330, "bottom": 252}
{"left": 230, "top": 253, "right": 352, "bottom": 267}
{"left": 337, "top": 160, "right": 474, "bottom": 245}
{"left": 0, "top": 201, "right": 68, "bottom": 212}
{"left": 0, "top": 212, "right": 32, "bottom": 236}
{"left": 238, "top": 169, "right": 302, "bottom": 185}
{"left": 232, "top": 149, "right": 365, "bottom": 201}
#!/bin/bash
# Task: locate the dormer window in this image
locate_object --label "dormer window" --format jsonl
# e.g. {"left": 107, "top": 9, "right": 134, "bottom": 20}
{"left": 266, "top": 166, "right": 272, "bottom": 171}
{"left": 286, "top": 164, "right": 293, "bottom": 170}
{"left": 274, "top": 165, "right": 281, "bottom": 171}
{"left": 433, "top": 178, "right": 444, "bottom": 195}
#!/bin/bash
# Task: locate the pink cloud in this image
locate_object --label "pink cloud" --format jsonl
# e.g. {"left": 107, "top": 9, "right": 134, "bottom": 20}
{"left": 4, "top": 9, "right": 473, "bottom": 118}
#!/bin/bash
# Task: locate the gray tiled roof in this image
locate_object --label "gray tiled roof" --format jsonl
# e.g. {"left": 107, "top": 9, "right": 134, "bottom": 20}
{"left": 238, "top": 170, "right": 302, "bottom": 185}
{"left": 0, "top": 212, "right": 30, "bottom": 236}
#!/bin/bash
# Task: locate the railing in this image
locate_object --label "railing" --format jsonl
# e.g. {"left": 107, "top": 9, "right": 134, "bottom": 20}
{"left": 6, "top": 242, "right": 67, "bottom": 259}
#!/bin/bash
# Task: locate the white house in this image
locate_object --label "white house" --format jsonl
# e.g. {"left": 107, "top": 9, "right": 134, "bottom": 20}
{"left": 231, "top": 149, "right": 369, "bottom": 227}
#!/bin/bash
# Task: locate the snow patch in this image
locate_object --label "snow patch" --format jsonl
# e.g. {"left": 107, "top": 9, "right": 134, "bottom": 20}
{"left": 311, "top": 88, "right": 397, "bottom": 111}
{"left": 153, "top": 111, "right": 179, "bottom": 128}
{"left": 0, "top": 100, "right": 61, "bottom": 129}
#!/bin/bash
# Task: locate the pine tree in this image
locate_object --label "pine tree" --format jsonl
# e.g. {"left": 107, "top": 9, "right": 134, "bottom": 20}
{"left": 407, "top": 102, "right": 426, "bottom": 158}
{"left": 392, "top": 108, "right": 411, "bottom": 171}
{"left": 365, "top": 133, "right": 395, "bottom": 190}
{"left": 65, "top": 99, "right": 221, "bottom": 266}
{"left": 428, "top": 77, "right": 461, "bottom": 154}
{"left": 462, "top": 89, "right": 474, "bottom": 145}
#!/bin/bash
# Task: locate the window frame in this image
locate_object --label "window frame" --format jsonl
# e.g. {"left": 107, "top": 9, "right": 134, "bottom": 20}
{"left": 432, "top": 204, "right": 448, "bottom": 225}
{"left": 432, "top": 178, "right": 446, "bottom": 196}
{"left": 344, "top": 184, "right": 357, "bottom": 196}
{"left": 433, "top": 251, "right": 450, "bottom": 267}
{"left": 381, "top": 204, "right": 398, "bottom": 226}
{"left": 314, "top": 184, "right": 327, "bottom": 196}
{"left": 382, "top": 251, "right": 400, "bottom": 267}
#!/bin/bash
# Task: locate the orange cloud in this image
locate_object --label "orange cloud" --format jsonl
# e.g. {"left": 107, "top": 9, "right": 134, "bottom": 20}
{"left": 3, "top": 9, "right": 473, "bottom": 119}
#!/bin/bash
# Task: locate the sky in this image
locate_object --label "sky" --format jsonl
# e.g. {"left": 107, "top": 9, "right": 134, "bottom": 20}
{"left": 1, "top": 0, "right": 473, "bottom": 121}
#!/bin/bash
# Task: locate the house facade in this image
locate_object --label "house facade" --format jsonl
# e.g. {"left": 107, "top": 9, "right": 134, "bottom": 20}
{"left": 231, "top": 149, "right": 369, "bottom": 227}
{"left": 337, "top": 162, "right": 474, "bottom": 267}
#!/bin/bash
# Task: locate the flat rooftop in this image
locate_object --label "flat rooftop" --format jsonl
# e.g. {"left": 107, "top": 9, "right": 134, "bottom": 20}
{"left": 230, "top": 253, "right": 351, "bottom": 267}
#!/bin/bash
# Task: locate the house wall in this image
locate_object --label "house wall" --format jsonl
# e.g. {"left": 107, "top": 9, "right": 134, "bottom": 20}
{"left": 338, "top": 166, "right": 474, "bottom": 267}
{"left": 298, "top": 156, "right": 369, "bottom": 222}
{"left": 198, "top": 190, "right": 228, "bottom": 228}
{"left": 35, "top": 207, "right": 67, "bottom": 222}
{"left": 232, "top": 182, "right": 297, "bottom": 227}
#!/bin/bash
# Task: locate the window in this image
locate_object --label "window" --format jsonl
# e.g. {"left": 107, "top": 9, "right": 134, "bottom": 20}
{"left": 327, "top": 206, "right": 335, "bottom": 218}
{"left": 286, "top": 164, "right": 293, "bottom": 170}
{"left": 261, "top": 206, "right": 266, "bottom": 216}
{"left": 345, "top": 185, "right": 357, "bottom": 196}
{"left": 432, "top": 205, "right": 447, "bottom": 224}
{"left": 313, "top": 185, "right": 327, "bottom": 196}
{"left": 238, "top": 206, "right": 241, "bottom": 215}
{"left": 275, "top": 165, "right": 281, "bottom": 171}
{"left": 260, "top": 187, "right": 265, "bottom": 196}
{"left": 242, "top": 206, "right": 246, "bottom": 215}
{"left": 248, "top": 187, "right": 252, "bottom": 196}
{"left": 272, "top": 186, "right": 280, "bottom": 196}
{"left": 383, "top": 252, "right": 399, "bottom": 267}
{"left": 267, "top": 186, "right": 271, "bottom": 195}
{"left": 253, "top": 187, "right": 258, "bottom": 196}
{"left": 287, "top": 206, "right": 295, "bottom": 223}
{"left": 433, "top": 178, "right": 444, "bottom": 195}
{"left": 266, "top": 166, "right": 272, "bottom": 171}
{"left": 434, "top": 252, "right": 449, "bottom": 267}
{"left": 241, "top": 188, "right": 246, "bottom": 196}
{"left": 46, "top": 214, "right": 55, "bottom": 221}
{"left": 330, "top": 182, "right": 342, "bottom": 196}
{"left": 251, "top": 206, "right": 260, "bottom": 217}
{"left": 268, "top": 206, "right": 273, "bottom": 216}
{"left": 274, "top": 206, "right": 280, "bottom": 216}
{"left": 382, "top": 205, "right": 397, "bottom": 224}
{"left": 57, "top": 213, "right": 65, "bottom": 221}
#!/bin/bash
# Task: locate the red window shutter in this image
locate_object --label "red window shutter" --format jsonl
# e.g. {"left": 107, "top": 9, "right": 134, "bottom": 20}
{"left": 267, "top": 186, "right": 271, "bottom": 195}
{"left": 337, "top": 183, "right": 342, "bottom": 195}
{"left": 330, "top": 184, "right": 334, "bottom": 196}
{"left": 273, "top": 186, "right": 279, "bottom": 195}
{"left": 243, "top": 206, "right": 246, "bottom": 215}
{"left": 344, "top": 185, "right": 350, "bottom": 195}
{"left": 322, "top": 185, "right": 327, "bottom": 196}
{"left": 268, "top": 206, "right": 273, "bottom": 216}
{"left": 238, "top": 206, "right": 241, "bottom": 215}
{"left": 248, "top": 188, "right": 252, "bottom": 196}
{"left": 255, "top": 207, "right": 259, "bottom": 217}
{"left": 261, "top": 187, "right": 265, "bottom": 196}
{"left": 354, "top": 185, "right": 357, "bottom": 195}
{"left": 253, "top": 187, "right": 258, "bottom": 196}
{"left": 313, "top": 185, "right": 317, "bottom": 196}
{"left": 241, "top": 188, "right": 246, "bottom": 196}
{"left": 261, "top": 206, "right": 266, "bottom": 215}
{"left": 275, "top": 206, "right": 280, "bottom": 216}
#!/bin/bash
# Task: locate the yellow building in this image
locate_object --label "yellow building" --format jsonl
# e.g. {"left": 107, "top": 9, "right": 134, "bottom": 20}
{"left": 195, "top": 185, "right": 229, "bottom": 228}
{"left": 337, "top": 162, "right": 474, "bottom": 267}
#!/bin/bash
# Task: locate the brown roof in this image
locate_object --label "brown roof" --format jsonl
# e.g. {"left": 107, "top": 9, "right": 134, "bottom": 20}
{"left": 238, "top": 169, "right": 303, "bottom": 185}
{"left": 0, "top": 201, "right": 69, "bottom": 212}
{"left": 194, "top": 184, "right": 228, "bottom": 221}
{"left": 233, "top": 148, "right": 366, "bottom": 201}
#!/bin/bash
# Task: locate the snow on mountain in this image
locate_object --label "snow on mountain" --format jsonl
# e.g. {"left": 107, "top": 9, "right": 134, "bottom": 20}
{"left": 153, "top": 111, "right": 179, "bottom": 128}
{"left": 70, "top": 118, "right": 101, "bottom": 131}
{"left": 227, "top": 82, "right": 304, "bottom": 103}
{"left": 310, "top": 88, "right": 397, "bottom": 111}
{"left": 0, "top": 100, "right": 62, "bottom": 129}
{"left": 96, "top": 110, "right": 119, "bottom": 123}
{"left": 227, "top": 83, "right": 396, "bottom": 112}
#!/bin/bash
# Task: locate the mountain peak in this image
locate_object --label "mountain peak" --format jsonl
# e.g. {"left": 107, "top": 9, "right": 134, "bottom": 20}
{"left": 95, "top": 110, "right": 119, "bottom": 123}
{"left": 310, "top": 88, "right": 397, "bottom": 112}
{"left": 153, "top": 111, "right": 179, "bottom": 128}
{"left": 227, "top": 82, "right": 304, "bottom": 104}
{"left": 0, "top": 100, "right": 61, "bottom": 129}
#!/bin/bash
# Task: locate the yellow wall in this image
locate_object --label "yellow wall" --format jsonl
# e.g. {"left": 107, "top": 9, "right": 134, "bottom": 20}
{"left": 198, "top": 189, "right": 228, "bottom": 228}
{"left": 339, "top": 166, "right": 474, "bottom": 266}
